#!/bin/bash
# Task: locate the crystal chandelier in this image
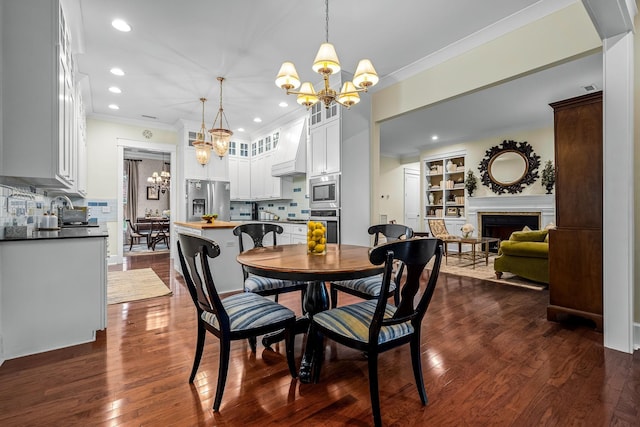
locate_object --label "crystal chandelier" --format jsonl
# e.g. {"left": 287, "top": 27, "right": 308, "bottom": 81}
{"left": 147, "top": 154, "right": 170, "bottom": 194}
{"left": 275, "top": 0, "right": 378, "bottom": 109}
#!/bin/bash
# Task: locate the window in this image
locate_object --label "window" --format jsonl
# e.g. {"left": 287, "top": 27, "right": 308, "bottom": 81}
{"left": 310, "top": 103, "right": 322, "bottom": 126}
{"left": 187, "top": 131, "right": 198, "bottom": 147}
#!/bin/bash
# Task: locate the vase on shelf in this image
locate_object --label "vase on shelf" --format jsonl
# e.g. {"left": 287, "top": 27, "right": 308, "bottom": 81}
{"left": 428, "top": 192, "right": 434, "bottom": 204}
{"left": 446, "top": 160, "right": 455, "bottom": 172}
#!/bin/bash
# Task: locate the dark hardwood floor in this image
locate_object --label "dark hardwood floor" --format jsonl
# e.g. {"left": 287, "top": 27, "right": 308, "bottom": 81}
{"left": 1, "top": 252, "right": 638, "bottom": 426}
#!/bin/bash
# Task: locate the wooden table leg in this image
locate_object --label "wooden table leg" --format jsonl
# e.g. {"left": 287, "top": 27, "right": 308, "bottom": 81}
{"left": 471, "top": 243, "right": 476, "bottom": 269}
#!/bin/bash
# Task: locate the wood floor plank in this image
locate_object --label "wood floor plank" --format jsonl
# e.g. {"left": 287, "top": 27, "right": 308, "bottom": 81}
{"left": 0, "top": 252, "right": 638, "bottom": 426}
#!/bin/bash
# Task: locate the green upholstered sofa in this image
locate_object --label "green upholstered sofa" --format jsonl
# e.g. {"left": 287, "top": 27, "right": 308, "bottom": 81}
{"left": 494, "top": 229, "right": 549, "bottom": 284}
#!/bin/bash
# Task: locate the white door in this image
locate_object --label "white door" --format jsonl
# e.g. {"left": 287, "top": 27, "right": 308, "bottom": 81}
{"left": 404, "top": 169, "right": 420, "bottom": 231}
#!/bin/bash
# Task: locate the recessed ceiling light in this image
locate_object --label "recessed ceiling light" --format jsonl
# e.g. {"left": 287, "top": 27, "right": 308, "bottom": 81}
{"left": 108, "top": 104, "right": 120, "bottom": 110}
{"left": 110, "top": 67, "right": 125, "bottom": 76}
{"left": 253, "top": 118, "right": 262, "bottom": 123}
{"left": 237, "top": 128, "right": 245, "bottom": 132}
{"left": 108, "top": 86, "right": 122, "bottom": 94}
{"left": 431, "top": 135, "right": 438, "bottom": 141}
{"left": 279, "top": 102, "right": 288, "bottom": 108}
{"left": 111, "top": 19, "right": 131, "bottom": 32}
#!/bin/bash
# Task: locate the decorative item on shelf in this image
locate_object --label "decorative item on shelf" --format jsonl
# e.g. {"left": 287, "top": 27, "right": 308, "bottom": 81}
{"left": 541, "top": 160, "right": 555, "bottom": 194}
{"left": 465, "top": 170, "right": 477, "bottom": 197}
{"left": 461, "top": 223, "right": 474, "bottom": 238}
{"left": 307, "top": 220, "right": 327, "bottom": 255}
{"left": 479, "top": 139, "right": 540, "bottom": 194}
{"left": 428, "top": 192, "right": 434, "bottom": 205}
{"left": 275, "top": 0, "right": 378, "bottom": 110}
{"left": 446, "top": 160, "right": 455, "bottom": 172}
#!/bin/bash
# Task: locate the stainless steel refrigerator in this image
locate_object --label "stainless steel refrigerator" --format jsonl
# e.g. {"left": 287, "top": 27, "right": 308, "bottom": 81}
{"left": 186, "top": 179, "right": 231, "bottom": 222}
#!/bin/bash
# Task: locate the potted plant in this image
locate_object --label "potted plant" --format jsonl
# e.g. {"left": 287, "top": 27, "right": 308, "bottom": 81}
{"left": 542, "top": 160, "right": 555, "bottom": 194}
{"left": 465, "top": 170, "right": 478, "bottom": 197}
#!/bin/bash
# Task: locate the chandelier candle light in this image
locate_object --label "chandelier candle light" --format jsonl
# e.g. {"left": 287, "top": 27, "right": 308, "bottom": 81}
{"left": 275, "top": 0, "right": 378, "bottom": 109}
{"left": 147, "top": 154, "right": 171, "bottom": 194}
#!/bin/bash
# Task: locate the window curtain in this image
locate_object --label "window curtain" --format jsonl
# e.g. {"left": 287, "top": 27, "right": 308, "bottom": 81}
{"left": 125, "top": 159, "right": 139, "bottom": 222}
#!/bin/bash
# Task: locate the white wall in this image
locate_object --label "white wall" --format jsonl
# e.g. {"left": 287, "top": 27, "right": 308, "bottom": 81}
{"left": 85, "top": 118, "right": 177, "bottom": 254}
{"left": 136, "top": 158, "right": 170, "bottom": 218}
{"left": 420, "top": 126, "right": 555, "bottom": 198}
{"left": 379, "top": 156, "right": 419, "bottom": 224}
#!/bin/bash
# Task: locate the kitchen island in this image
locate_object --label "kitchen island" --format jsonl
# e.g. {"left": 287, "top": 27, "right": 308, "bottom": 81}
{"left": 173, "top": 221, "right": 245, "bottom": 294}
{"left": 0, "top": 226, "right": 108, "bottom": 363}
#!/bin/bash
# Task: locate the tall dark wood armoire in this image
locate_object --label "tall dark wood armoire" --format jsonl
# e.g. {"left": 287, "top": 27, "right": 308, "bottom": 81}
{"left": 547, "top": 91, "right": 603, "bottom": 331}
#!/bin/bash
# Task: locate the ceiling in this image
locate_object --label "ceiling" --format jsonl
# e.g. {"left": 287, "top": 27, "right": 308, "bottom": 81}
{"left": 67, "top": 0, "right": 601, "bottom": 158}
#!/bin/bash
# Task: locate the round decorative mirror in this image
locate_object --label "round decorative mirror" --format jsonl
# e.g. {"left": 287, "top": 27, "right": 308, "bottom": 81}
{"left": 479, "top": 140, "right": 540, "bottom": 194}
{"left": 488, "top": 151, "right": 527, "bottom": 185}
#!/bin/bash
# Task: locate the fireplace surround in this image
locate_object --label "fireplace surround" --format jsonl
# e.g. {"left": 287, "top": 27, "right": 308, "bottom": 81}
{"left": 479, "top": 212, "right": 540, "bottom": 252}
{"left": 466, "top": 195, "right": 555, "bottom": 251}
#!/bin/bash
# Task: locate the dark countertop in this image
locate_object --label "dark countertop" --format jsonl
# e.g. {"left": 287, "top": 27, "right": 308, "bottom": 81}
{"left": 0, "top": 225, "right": 109, "bottom": 242}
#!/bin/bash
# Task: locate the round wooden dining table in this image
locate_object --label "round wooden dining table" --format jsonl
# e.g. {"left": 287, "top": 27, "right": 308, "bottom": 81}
{"left": 237, "top": 243, "right": 383, "bottom": 383}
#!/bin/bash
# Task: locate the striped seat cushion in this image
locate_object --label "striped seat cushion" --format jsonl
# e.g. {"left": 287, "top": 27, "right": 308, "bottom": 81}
{"left": 313, "top": 300, "right": 413, "bottom": 344}
{"left": 201, "top": 292, "right": 294, "bottom": 332}
{"left": 244, "top": 274, "right": 303, "bottom": 293}
{"left": 332, "top": 274, "right": 396, "bottom": 297}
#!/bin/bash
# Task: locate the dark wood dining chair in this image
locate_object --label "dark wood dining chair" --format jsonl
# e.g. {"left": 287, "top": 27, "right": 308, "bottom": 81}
{"left": 148, "top": 219, "right": 169, "bottom": 250}
{"left": 329, "top": 223, "right": 413, "bottom": 308}
{"left": 177, "top": 233, "right": 298, "bottom": 411}
{"left": 310, "top": 237, "right": 443, "bottom": 427}
{"left": 233, "top": 223, "right": 308, "bottom": 303}
{"left": 125, "top": 218, "right": 147, "bottom": 250}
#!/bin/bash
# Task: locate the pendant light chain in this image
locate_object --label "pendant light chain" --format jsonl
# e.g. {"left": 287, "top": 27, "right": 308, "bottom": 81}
{"left": 325, "top": 0, "right": 329, "bottom": 43}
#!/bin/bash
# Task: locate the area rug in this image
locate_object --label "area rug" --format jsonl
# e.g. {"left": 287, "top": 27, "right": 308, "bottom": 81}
{"left": 433, "top": 253, "right": 547, "bottom": 291}
{"left": 107, "top": 268, "right": 172, "bottom": 304}
{"left": 123, "top": 242, "right": 169, "bottom": 256}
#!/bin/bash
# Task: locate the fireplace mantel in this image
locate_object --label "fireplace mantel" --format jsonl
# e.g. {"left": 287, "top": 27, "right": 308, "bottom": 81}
{"left": 466, "top": 195, "right": 555, "bottom": 231}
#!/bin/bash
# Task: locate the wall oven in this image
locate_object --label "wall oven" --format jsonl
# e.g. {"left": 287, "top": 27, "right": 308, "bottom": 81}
{"left": 309, "top": 174, "right": 340, "bottom": 209}
{"left": 310, "top": 208, "right": 340, "bottom": 244}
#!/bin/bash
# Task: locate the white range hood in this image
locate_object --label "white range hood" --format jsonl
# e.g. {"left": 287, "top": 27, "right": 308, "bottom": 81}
{"left": 271, "top": 118, "right": 307, "bottom": 177}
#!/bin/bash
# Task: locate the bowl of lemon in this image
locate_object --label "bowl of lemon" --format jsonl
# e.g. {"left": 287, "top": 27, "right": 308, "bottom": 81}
{"left": 201, "top": 214, "right": 218, "bottom": 223}
{"left": 307, "top": 220, "right": 327, "bottom": 255}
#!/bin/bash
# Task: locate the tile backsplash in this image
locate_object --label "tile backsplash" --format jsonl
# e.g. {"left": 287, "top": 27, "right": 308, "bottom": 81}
{"left": 230, "top": 176, "right": 309, "bottom": 220}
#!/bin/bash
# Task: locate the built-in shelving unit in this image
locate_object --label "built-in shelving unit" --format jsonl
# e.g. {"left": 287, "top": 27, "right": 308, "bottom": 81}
{"left": 424, "top": 154, "right": 466, "bottom": 219}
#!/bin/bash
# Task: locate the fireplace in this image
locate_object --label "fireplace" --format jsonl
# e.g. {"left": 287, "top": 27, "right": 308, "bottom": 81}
{"left": 479, "top": 212, "right": 540, "bottom": 252}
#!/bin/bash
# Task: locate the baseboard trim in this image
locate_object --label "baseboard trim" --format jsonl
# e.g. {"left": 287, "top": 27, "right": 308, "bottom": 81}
{"left": 634, "top": 322, "right": 640, "bottom": 351}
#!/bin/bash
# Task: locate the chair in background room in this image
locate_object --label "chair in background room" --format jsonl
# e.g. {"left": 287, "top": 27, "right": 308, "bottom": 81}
{"left": 177, "top": 233, "right": 298, "bottom": 411}
{"left": 329, "top": 223, "right": 413, "bottom": 308}
{"left": 125, "top": 218, "right": 147, "bottom": 251}
{"left": 310, "top": 237, "right": 443, "bottom": 427}
{"left": 427, "top": 218, "right": 456, "bottom": 239}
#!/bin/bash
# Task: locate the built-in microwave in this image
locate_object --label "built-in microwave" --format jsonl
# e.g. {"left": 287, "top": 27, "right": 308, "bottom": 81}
{"left": 309, "top": 174, "right": 340, "bottom": 209}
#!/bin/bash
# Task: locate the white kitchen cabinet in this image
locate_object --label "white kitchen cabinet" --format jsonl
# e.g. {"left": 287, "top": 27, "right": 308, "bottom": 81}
{"left": 0, "top": 235, "right": 107, "bottom": 360}
{"left": 289, "top": 223, "right": 308, "bottom": 244}
{"left": 1, "top": 0, "right": 82, "bottom": 189}
{"left": 229, "top": 156, "right": 250, "bottom": 200}
{"left": 309, "top": 120, "right": 340, "bottom": 177}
